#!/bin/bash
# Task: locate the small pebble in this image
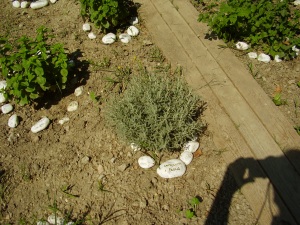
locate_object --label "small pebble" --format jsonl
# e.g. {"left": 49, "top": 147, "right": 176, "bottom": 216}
{"left": 274, "top": 55, "right": 282, "bottom": 63}
{"left": 1, "top": 104, "right": 13, "bottom": 114}
{"left": 248, "top": 52, "right": 257, "bottom": 59}
{"left": 118, "top": 163, "right": 129, "bottom": 172}
{"left": 0, "top": 80, "right": 7, "bottom": 103}
{"left": 143, "top": 40, "right": 153, "bottom": 46}
{"left": 88, "top": 32, "right": 96, "bottom": 39}
{"left": 67, "top": 101, "right": 78, "bottom": 112}
{"left": 127, "top": 26, "right": 139, "bottom": 36}
{"left": 8, "top": 114, "right": 19, "bottom": 128}
{"left": 138, "top": 156, "right": 155, "bottom": 169}
{"left": 110, "top": 157, "right": 116, "bottom": 163}
{"left": 97, "top": 164, "right": 104, "bottom": 174}
{"left": 58, "top": 117, "right": 70, "bottom": 125}
{"left": 82, "top": 23, "right": 91, "bottom": 32}
{"left": 81, "top": 156, "right": 90, "bottom": 164}
{"left": 31, "top": 117, "right": 50, "bottom": 133}
{"left": 74, "top": 86, "right": 83, "bottom": 96}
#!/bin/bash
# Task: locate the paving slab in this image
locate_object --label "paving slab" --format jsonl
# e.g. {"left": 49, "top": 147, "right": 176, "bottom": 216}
{"left": 137, "top": 0, "right": 300, "bottom": 224}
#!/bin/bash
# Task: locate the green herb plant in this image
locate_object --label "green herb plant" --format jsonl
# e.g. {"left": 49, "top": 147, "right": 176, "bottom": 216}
{"left": 104, "top": 71, "right": 205, "bottom": 152}
{"left": 79, "top": 0, "right": 134, "bottom": 32}
{"left": 0, "top": 27, "right": 70, "bottom": 105}
{"left": 198, "top": 0, "right": 300, "bottom": 60}
{"left": 272, "top": 93, "right": 286, "bottom": 106}
{"left": 179, "top": 196, "right": 202, "bottom": 219}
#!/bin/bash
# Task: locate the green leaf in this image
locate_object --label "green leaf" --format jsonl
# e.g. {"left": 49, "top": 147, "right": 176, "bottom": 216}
{"left": 60, "top": 68, "right": 68, "bottom": 78}
{"left": 185, "top": 209, "right": 195, "bottom": 219}
{"left": 35, "top": 67, "right": 44, "bottom": 76}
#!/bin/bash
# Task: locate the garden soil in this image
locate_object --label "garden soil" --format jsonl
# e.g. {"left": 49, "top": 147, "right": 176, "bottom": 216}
{"left": 0, "top": 0, "right": 299, "bottom": 224}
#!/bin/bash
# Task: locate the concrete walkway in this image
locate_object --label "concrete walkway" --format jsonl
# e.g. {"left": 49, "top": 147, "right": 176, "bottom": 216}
{"left": 137, "top": 0, "right": 300, "bottom": 224}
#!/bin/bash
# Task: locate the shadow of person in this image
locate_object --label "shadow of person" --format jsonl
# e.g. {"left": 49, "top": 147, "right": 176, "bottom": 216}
{"left": 205, "top": 150, "right": 300, "bottom": 225}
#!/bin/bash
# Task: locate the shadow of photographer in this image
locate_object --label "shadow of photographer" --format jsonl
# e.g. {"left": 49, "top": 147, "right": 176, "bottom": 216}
{"left": 205, "top": 149, "right": 300, "bottom": 225}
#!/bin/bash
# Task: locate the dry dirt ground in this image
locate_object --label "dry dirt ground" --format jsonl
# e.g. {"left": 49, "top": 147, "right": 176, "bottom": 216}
{"left": 1, "top": 0, "right": 299, "bottom": 224}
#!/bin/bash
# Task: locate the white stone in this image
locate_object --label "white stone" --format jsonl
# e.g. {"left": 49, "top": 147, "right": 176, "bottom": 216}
{"left": 129, "top": 16, "right": 138, "bottom": 25}
{"left": 236, "top": 42, "right": 249, "bottom": 50}
{"left": 130, "top": 143, "right": 141, "bottom": 151}
{"left": 88, "top": 32, "right": 96, "bottom": 39}
{"left": 102, "top": 33, "right": 116, "bottom": 44}
{"left": 50, "top": 0, "right": 57, "bottom": 3}
{"left": 74, "top": 86, "right": 83, "bottom": 96}
{"left": 119, "top": 33, "right": 131, "bottom": 44}
{"left": 257, "top": 53, "right": 271, "bottom": 63}
{"left": 1, "top": 104, "right": 13, "bottom": 114}
{"left": 0, "top": 93, "right": 6, "bottom": 103}
{"left": 138, "top": 156, "right": 155, "bottom": 169}
{"left": 127, "top": 26, "right": 139, "bottom": 37}
{"left": 248, "top": 52, "right": 257, "bottom": 59}
{"left": 12, "top": 1, "right": 21, "bottom": 8}
{"left": 179, "top": 151, "right": 193, "bottom": 165}
{"left": 0, "top": 80, "right": 7, "bottom": 103}
{"left": 183, "top": 141, "right": 199, "bottom": 153}
{"left": 67, "top": 101, "right": 78, "bottom": 112}
{"left": 82, "top": 23, "right": 91, "bottom": 32}
{"left": 31, "top": 117, "right": 50, "bottom": 133}
{"left": 37, "top": 221, "right": 50, "bottom": 225}
{"left": 20, "top": 1, "right": 30, "bottom": 8}
{"left": 30, "top": 0, "right": 49, "bottom": 9}
{"left": 157, "top": 159, "right": 186, "bottom": 178}
{"left": 274, "top": 55, "right": 282, "bottom": 63}
{"left": 58, "top": 117, "right": 70, "bottom": 125}
{"left": 294, "top": 0, "right": 300, "bottom": 5}
{"left": 47, "top": 215, "right": 64, "bottom": 225}
{"left": 8, "top": 114, "right": 19, "bottom": 128}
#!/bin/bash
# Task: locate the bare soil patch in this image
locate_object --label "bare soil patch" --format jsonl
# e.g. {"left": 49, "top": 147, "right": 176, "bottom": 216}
{"left": 0, "top": 1, "right": 264, "bottom": 224}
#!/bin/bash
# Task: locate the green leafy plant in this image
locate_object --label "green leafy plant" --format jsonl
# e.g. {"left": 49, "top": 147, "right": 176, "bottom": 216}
{"left": 198, "top": 0, "right": 300, "bottom": 60}
{"left": 272, "top": 93, "right": 286, "bottom": 106}
{"left": 79, "top": 0, "right": 134, "bottom": 32}
{"left": 179, "top": 196, "right": 202, "bottom": 219}
{"left": 104, "top": 72, "right": 205, "bottom": 151}
{"left": 0, "top": 27, "right": 70, "bottom": 105}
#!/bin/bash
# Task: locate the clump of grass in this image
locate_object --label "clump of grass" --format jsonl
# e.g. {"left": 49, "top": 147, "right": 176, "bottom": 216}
{"left": 104, "top": 72, "right": 205, "bottom": 151}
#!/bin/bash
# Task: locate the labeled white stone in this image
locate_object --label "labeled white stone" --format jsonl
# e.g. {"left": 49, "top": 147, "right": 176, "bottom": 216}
{"left": 119, "top": 33, "right": 131, "bottom": 44}
{"left": 31, "top": 117, "right": 50, "bottom": 133}
{"left": 179, "top": 151, "right": 193, "bottom": 165}
{"left": 88, "top": 32, "right": 96, "bottom": 39}
{"left": 8, "top": 114, "right": 19, "bottom": 128}
{"left": 138, "top": 156, "right": 155, "bottom": 169}
{"left": 30, "top": 0, "right": 49, "bottom": 9}
{"left": 257, "top": 53, "right": 271, "bottom": 63}
{"left": 58, "top": 117, "right": 70, "bottom": 125}
{"left": 183, "top": 141, "right": 199, "bottom": 153}
{"left": 236, "top": 42, "right": 249, "bottom": 50}
{"left": 12, "top": 1, "right": 21, "bottom": 8}
{"left": 248, "top": 52, "right": 257, "bottom": 59}
{"left": 130, "top": 143, "right": 141, "bottom": 151}
{"left": 1, "top": 104, "right": 13, "bottom": 114}
{"left": 67, "top": 101, "right": 78, "bottom": 112}
{"left": 102, "top": 33, "right": 116, "bottom": 44}
{"left": 21, "top": 1, "right": 30, "bottom": 8}
{"left": 47, "top": 215, "right": 64, "bottom": 225}
{"left": 82, "top": 23, "right": 91, "bottom": 32}
{"left": 157, "top": 159, "right": 186, "bottom": 178}
{"left": 129, "top": 16, "right": 139, "bottom": 25}
{"left": 74, "top": 86, "right": 83, "bottom": 96}
{"left": 127, "top": 26, "right": 139, "bottom": 36}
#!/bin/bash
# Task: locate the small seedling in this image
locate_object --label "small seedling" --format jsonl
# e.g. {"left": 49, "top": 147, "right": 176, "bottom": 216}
{"left": 89, "top": 91, "right": 101, "bottom": 104}
{"left": 247, "top": 62, "right": 258, "bottom": 77}
{"left": 272, "top": 93, "right": 286, "bottom": 106}
{"left": 60, "top": 184, "right": 79, "bottom": 198}
{"left": 179, "top": 196, "right": 202, "bottom": 219}
{"left": 97, "top": 180, "right": 111, "bottom": 193}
